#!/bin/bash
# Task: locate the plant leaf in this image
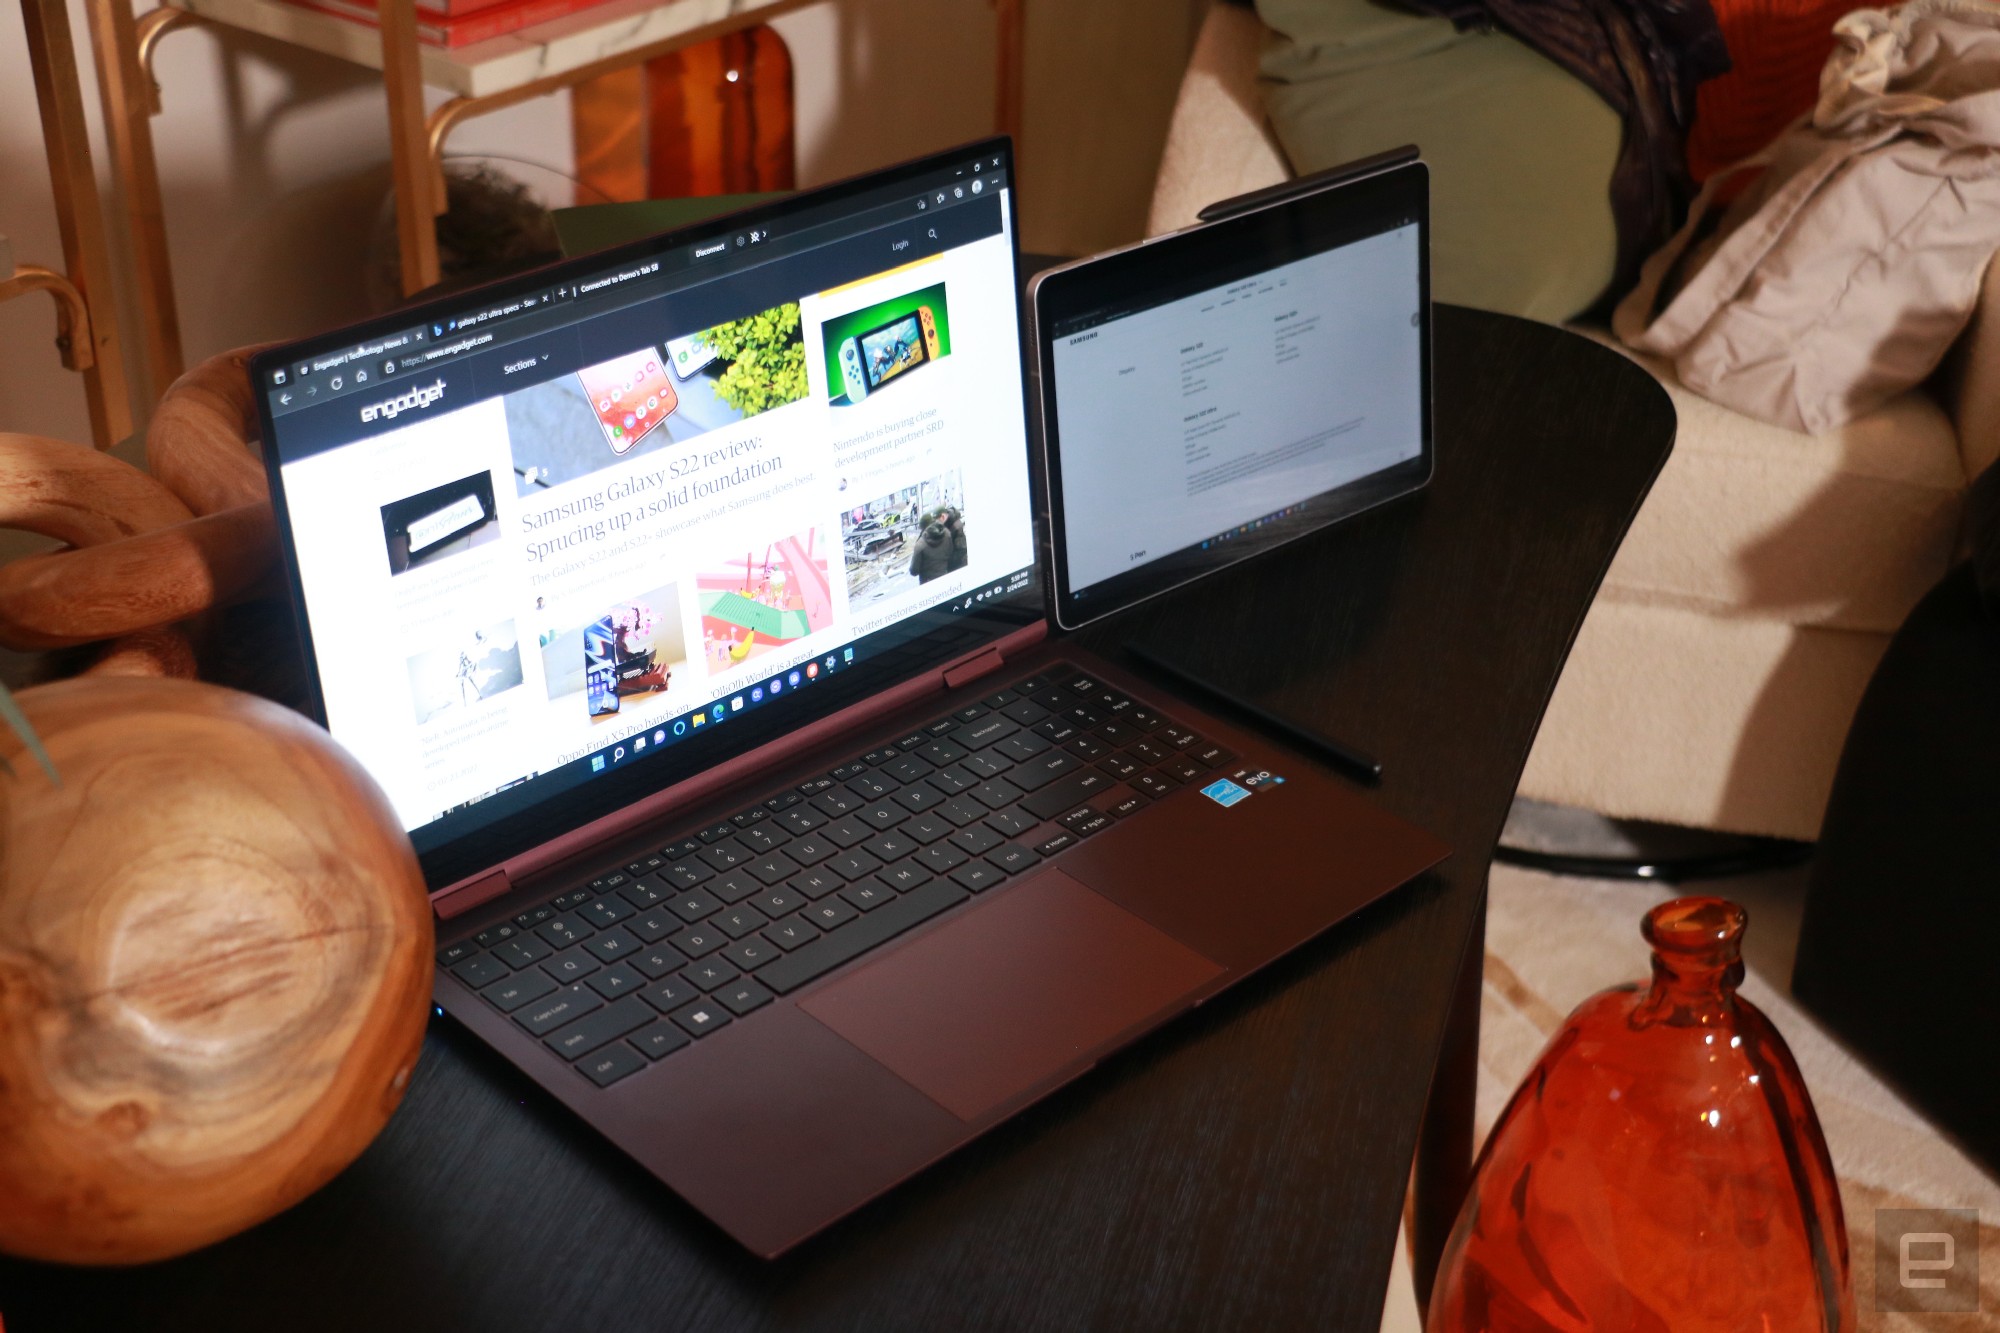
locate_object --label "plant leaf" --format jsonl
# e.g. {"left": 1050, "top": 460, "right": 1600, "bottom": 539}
{"left": 0, "top": 678, "right": 59, "bottom": 786}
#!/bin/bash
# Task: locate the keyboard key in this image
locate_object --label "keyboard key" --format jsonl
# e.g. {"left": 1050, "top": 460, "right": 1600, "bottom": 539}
{"left": 796, "top": 775, "right": 836, "bottom": 795}
{"left": 764, "top": 790, "right": 803, "bottom": 812}
{"left": 629, "top": 909, "right": 679, "bottom": 943}
{"left": 494, "top": 935, "right": 553, "bottom": 969}
{"left": 957, "top": 713, "right": 1019, "bottom": 749}
{"left": 633, "top": 944, "right": 687, "bottom": 979}
{"left": 926, "top": 719, "right": 958, "bottom": 737}
{"left": 583, "top": 925, "right": 642, "bottom": 963}
{"left": 698, "top": 840, "right": 749, "bottom": 872}
{"left": 926, "top": 765, "right": 978, "bottom": 795}
{"left": 954, "top": 703, "right": 991, "bottom": 723}
{"left": 840, "top": 878, "right": 897, "bottom": 912}
{"left": 473, "top": 924, "right": 517, "bottom": 949}
{"left": 577, "top": 1041, "right": 649, "bottom": 1088}
{"left": 629, "top": 1020, "right": 691, "bottom": 1059}
{"left": 1065, "top": 735, "right": 1110, "bottom": 760}
{"left": 758, "top": 880, "right": 971, "bottom": 995}
{"left": 882, "top": 754, "right": 932, "bottom": 785}
{"left": 831, "top": 760, "right": 871, "bottom": 781}
{"left": 1064, "top": 673, "right": 1103, "bottom": 695}
{"left": 1163, "top": 758, "right": 1207, "bottom": 783}
{"left": 984, "top": 807, "right": 1037, "bottom": 839}
{"left": 732, "top": 807, "right": 769, "bottom": 827}
{"left": 669, "top": 889, "right": 724, "bottom": 923}
{"left": 746, "top": 851, "right": 802, "bottom": 884}
{"left": 642, "top": 977, "right": 702, "bottom": 1011}
{"left": 514, "top": 984, "right": 604, "bottom": 1036}
{"left": 865, "top": 829, "right": 919, "bottom": 862}
{"left": 551, "top": 889, "right": 594, "bottom": 910}
{"left": 708, "top": 870, "right": 763, "bottom": 905}
{"left": 1035, "top": 829, "right": 1079, "bottom": 857}
{"left": 1061, "top": 703, "right": 1105, "bottom": 729}
{"left": 514, "top": 904, "right": 556, "bottom": 930}
{"left": 722, "top": 937, "right": 778, "bottom": 970}
{"left": 961, "top": 751, "right": 1013, "bottom": 780}
{"left": 711, "top": 905, "right": 770, "bottom": 939}
{"left": 764, "top": 916, "right": 824, "bottom": 950}
{"left": 481, "top": 969, "right": 557, "bottom": 1012}
{"left": 951, "top": 860, "right": 1007, "bottom": 893}
{"left": 981, "top": 687, "right": 1019, "bottom": 708}
{"left": 1060, "top": 808, "right": 1113, "bottom": 838}
{"left": 994, "top": 733, "right": 1050, "bottom": 763}
{"left": 1161, "top": 725, "right": 1200, "bottom": 749}
{"left": 755, "top": 885, "right": 809, "bottom": 917}
{"left": 670, "top": 999, "right": 732, "bottom": 1038}
{"left": 864, "top": 745, "right": 902, "bottom": 765}
{"left": 697, "top": 821, "right": 738, "bottom": 844}
{"left": 846, "top": 771, "right": 896, "bottom": 800}
{"left": 778, "top": 804, "right": 827, "bottom": 835}
{"left": 624, "top": 855, "right": 665, "bottom": 879}
{"left": 546, "top": 995, "right": 656, "bottom": 1059}
{"left": 805, "top": 898, "right": 860, "bottom": 930}
{"left": 917, "top": 842, "right": 968, "bottom": 874}
{"left": 736, "top": 822, "right": 789, "bottom": 855}
{"left": 587, "top": 960, "right": 646, "bottom": 999}
{"left": 1191, "top": 741, "right": 1236, "bottom": 768}
{"left": 662, "top": 860, "right": 715, "bottom": 890}
{"left": 893, "top": 784, "right": 944, "bottom": 813}
{"left": 787, "top": 835, "right": 836, "bottom": 865}
{"left": 1133, "top": 771, "right": 1180, "bottom": 797}
{"left": 810, "top": 788, "right": 860, "bottom": 818}
{"left": 1108, "top": 791, "right": 1151, "bottom": 818}
{"left": 536, "top": 915, "right": 593, "bottom": 947}
{"left": 988, "top": 841, "right": 1042, "bottom": 874}
{"left": 1021, "top": 770, "right": 1113, "bottom": 820}
{"left": 1096, "top": 720, "right": 1142, "bottom": 747}
{"left": 1001, "top": 698, "right": 1050, "bottom": 727}
{"left": 1131, "top": 739, "right": 1175, "bottom": 765}
{"left": 660, "top": 837, "right": 702, "bottom": 860}
{"left": 669, "top": 924, "right": 725, "bottom": 958}
{"left": 826, "top": 849, "right": 883, "bottom": 881}
{"left": 918, "top": 738, "right": 968, "bottom": 767}
{"left": 1010, "top": 751, "right": 1081, "bottom": 792}
{"left": 619, "top": 879, "right": 668, "bottom": 908}
{"left": 580, "top": 897, "right": 634, "bottom": 929}
{"left": 790, "top": 867, "right": 844, "bottom": 898}
{"left": 855, "top": 801, "right": 905, "bottom": 832}
{"left": 902, "top": 812, "right": 954, "bottom": 843}
{"left": 681, "top": 957, "right": 740, "bottom": 990}
{"left": 878, "top": 861, "right": 935, "bottom": 892}
{"left": 894, "top": 731, "right": 929, "bottom": 750}
{"left": 821, "top": 816, "right": 874, "bottom": 849}
{"left": 1097, "top": 754, "right": 1142, "bottom": 779}
{"left": 949, "top": 824, "right": 1002, "bottom": 856}
{"left": 1034, "top": 718, "right": 1081, "bottom": 745}
{"left": 542, "top": 945, "right": 600, "bottom": 983}
{"left": 716, "top": 980, "right": 773, "bottom": 1017}
{"left": 938, "top": 797, "right": 988, "bottom": 827}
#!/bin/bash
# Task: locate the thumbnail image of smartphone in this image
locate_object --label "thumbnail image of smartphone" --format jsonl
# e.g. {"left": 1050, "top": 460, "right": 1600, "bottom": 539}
{"left": 838, "top": 337, "right": 870, "bottom": 403}
{"left": 575, "top": 349, "right": 680, "bottom": 455}
{"left": 585, "top": 616, "right": 621, "bottom": 716}
{"left": 858, "top": 313, "right": 927, "bottom": 390}
{"left": 667, "top": 332, "right": 719, "bottom": 380}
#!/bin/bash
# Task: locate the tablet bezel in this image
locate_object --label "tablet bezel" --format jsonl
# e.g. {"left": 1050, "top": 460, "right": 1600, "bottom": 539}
{"left": 1029, "top": 159, "right": 1432, "bottom": 632}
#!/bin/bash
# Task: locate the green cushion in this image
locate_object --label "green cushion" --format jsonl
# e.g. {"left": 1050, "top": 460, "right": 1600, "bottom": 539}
{"left": 1257, "top": 0, "right": 1621, "bottom": 323}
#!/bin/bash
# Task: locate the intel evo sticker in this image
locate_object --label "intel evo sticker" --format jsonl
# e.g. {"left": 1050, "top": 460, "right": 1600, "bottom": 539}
{"left": 1202, "top": 778, "right": 1252, "bottom": 808}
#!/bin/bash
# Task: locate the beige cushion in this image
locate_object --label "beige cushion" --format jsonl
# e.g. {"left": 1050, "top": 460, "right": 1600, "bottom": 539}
{"left": 1582, "top": 331, "right": 1966, "bottom": 635}
{"left": 1146, "top": 4, "right": 1289, "bottom": 237}
{"left": 1521, "top": 598, "right": 1888, "bottom": 840}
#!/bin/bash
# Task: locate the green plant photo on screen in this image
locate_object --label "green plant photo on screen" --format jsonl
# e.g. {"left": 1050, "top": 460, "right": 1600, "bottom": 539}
{"left": 701, "top": 301, "right": 808, "bottom": 418}
{"left": 820, "top": 281, "right": 952, "bottom": 405}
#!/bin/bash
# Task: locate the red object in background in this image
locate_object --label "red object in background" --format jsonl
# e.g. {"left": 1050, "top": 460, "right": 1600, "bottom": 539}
{"left": 1427, "top": 897, "right": 1854, "bottom": 1332}
{"left": 1687, "top": 0, "right": 1868, "bottom": 183}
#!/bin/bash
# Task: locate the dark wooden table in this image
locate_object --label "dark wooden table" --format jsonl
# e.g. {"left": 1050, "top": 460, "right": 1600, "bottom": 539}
{"left": 0, "top": 305, "right": 1672, "bottom": 1332}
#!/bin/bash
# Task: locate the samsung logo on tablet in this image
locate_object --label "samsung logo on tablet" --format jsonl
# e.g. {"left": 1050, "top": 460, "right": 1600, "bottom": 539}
{"left": 360, "top": 379, "right": 446, "bottom": 422}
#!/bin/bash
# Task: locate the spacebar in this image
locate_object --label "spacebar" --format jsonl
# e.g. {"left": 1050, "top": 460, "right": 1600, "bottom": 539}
{"left": 758, "top": 880, "right": 970, "bottom": 994}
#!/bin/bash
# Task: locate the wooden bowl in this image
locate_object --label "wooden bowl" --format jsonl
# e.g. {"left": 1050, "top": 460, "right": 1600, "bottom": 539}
{"left": 0, "top": 676, "right": 432, "bottom": 1264}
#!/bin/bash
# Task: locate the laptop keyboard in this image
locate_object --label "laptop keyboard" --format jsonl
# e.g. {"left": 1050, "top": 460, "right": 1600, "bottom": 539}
{"left": 435, "top": 666, "right": 1237, "bottom": 1089}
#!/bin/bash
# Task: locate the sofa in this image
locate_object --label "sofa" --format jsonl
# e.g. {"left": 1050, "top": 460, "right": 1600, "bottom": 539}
{"left": 1148, "top": 2, "right": 2000, "bottom": 841}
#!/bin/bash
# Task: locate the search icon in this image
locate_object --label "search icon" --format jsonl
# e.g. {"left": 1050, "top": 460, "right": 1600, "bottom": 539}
{"left": 927, "top": 227, "right": 937, "bottom": 240}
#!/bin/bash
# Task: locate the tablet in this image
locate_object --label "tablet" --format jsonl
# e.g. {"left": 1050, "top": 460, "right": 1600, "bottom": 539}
{"left": 1029, "top": 151, "right": 1432, "bottom": 630}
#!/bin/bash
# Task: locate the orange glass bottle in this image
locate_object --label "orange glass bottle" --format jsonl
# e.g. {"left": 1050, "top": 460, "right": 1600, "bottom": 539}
{"left": 1427, "top": 897, "right": 1853, "bottom": 1332}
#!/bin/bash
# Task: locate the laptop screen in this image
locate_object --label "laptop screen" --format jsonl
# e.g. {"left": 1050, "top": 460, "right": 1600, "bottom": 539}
{"left": 255, "top": 142, "right": 1039, "bottom": 886}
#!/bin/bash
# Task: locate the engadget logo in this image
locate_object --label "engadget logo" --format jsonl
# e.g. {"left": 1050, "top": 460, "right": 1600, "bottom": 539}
{"left": 360, "top": 378, "right": 446, "bottom": 422}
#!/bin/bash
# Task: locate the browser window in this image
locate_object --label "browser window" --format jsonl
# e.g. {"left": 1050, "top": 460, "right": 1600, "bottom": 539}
{"left": 262, "top": 159, "right": 1034, "bottom": 852}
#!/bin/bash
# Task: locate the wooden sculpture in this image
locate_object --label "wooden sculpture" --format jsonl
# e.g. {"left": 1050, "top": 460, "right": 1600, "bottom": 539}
{"left": 0, "top": 676, "right": 433, "bottom": 1264}
{"left": 0, "top": 346, "right": 277, "bottom": 674}
{"left": 0, "top": 349, "right": 433, "bottom": 1263}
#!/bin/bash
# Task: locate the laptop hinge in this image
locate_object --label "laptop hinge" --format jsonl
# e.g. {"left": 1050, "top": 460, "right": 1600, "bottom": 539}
{"left": 433, "top": 867, "right": 511, "bottom": 920}
{"left": 942, "top": 644, "right": 1008, "bottom": 690}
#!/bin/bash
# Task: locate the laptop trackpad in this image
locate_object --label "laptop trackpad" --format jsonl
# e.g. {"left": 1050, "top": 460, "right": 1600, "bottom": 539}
{"left": 799, "top": 870, "right": 1223, "bottom": 1122}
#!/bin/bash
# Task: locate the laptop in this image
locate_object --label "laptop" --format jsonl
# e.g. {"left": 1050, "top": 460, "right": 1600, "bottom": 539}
{"left": 252, "top": 138, "right": 1447, "bottom": 1258}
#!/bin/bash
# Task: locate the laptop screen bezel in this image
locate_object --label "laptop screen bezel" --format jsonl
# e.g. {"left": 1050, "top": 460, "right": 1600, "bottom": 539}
{"left": 1030, "top": 160, "right": 1432, "bottom": 631}
{"left": 251, "top": 138, "right": 1045, "bottom": 890}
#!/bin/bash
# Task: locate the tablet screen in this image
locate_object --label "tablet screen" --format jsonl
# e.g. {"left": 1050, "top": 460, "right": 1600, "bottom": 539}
{"left": 1033, "top": 160, "right": 1431, "bottom": 629}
